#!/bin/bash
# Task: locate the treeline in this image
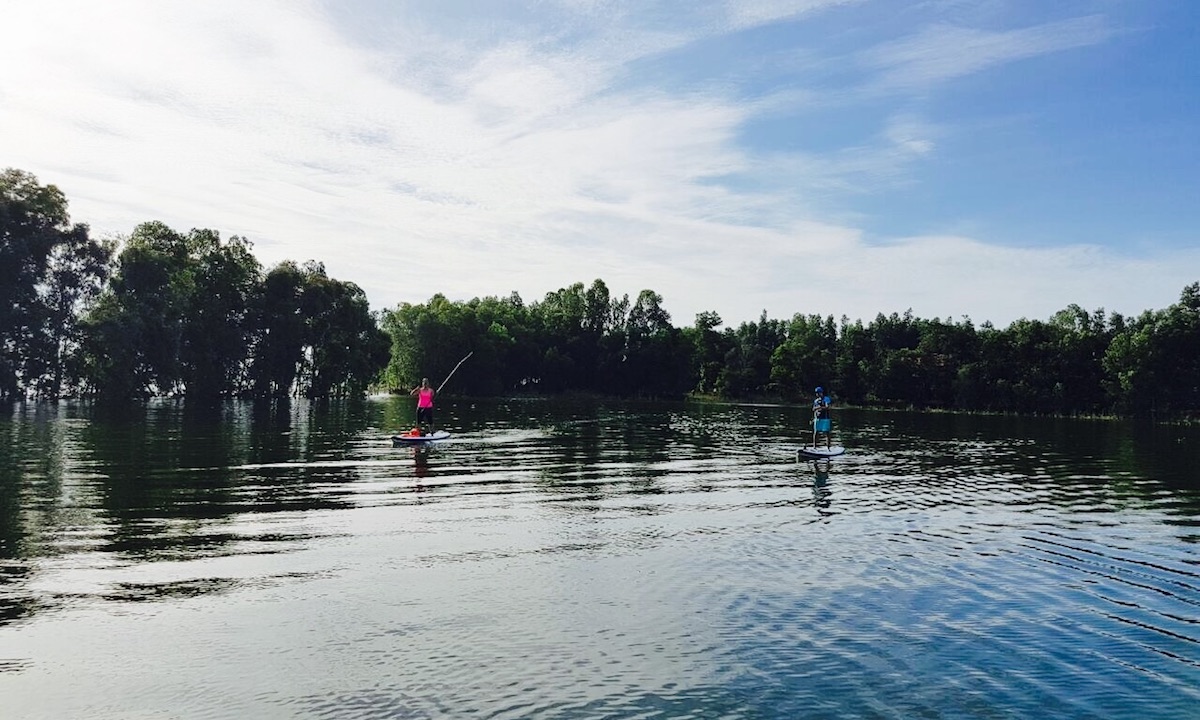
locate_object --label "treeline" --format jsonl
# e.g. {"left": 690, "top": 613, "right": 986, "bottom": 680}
{"left": 381, "top": 285, "right": 691, "bottom": 398}
{"left": 1, "top": 169, "right": 388, "bottom": 402}
{"left": 6, "top": 168, "right": 1199, "bottom": 418}
{"left": 383, "top": 283, "right": 1200, "bottom": 419}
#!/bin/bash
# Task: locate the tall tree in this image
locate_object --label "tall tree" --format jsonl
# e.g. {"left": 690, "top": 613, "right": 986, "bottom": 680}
{"left": 770, "top": 313, "right": 837, "bottom": 401}
{"left": 296, "top": 263, "right": 390, "bottom": 398}
{"left": 0, "top": 169, "right": 109, "bottom": 400}
{"left": 690, "top": 311, "right": 728, "bottom": 394}
{"left": 1104, "top": 283, "right": 1200, "bottom": 417}
{"left": 719, "top": 311, "right": 786, "bottom": 398}
{"left": 253, "top": 261, "right": 390, "bottom": 399}
{"left": 248, "top": 261, "right": 308, "bottom": 399}
{"left": 179, "top": 229, "right": 262, "bottom": 400}
{"left": 623, "top": 289, "right": 681, "bottom": 396}
{"left": 78, "top": 222, "right": 255, "bottom": 399}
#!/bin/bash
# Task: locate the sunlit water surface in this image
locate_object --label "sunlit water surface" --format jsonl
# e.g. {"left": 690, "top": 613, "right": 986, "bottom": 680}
{"left": 1, "top": 398, "right": 1198, "bottom": 719}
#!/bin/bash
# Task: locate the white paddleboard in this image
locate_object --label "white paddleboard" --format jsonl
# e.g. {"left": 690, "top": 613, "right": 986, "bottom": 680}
{"left": 797, "top": 445, "right": 845, "bottom": 459}
{"left": 391, "top": 430, "right": 451, "bottom": 444}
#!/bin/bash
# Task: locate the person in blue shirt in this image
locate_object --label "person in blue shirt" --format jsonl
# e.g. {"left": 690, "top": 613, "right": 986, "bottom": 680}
{"left": 811, "top": 386, "right": 832, "bottom": 449}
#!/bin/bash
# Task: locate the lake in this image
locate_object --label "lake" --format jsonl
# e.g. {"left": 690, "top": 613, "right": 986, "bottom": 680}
{"left": 1, "top": 397, "right": 1198, "bottom": 719}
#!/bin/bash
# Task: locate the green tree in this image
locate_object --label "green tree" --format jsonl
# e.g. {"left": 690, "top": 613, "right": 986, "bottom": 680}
{"left": 78, "top": 222, "right": 258, "bottom": 400}
{"left": 689, "top": 311, "right": 729, "bottom": 394}
{"left": 0, "top": 169, "right": 109, "bottom": 399}
{"left": 915, "top": 317, "right": 979, "bottom": 409}
{"left": 468, "top": 292, "right": 538, "bottom": 394}
{"left": 770, "top": 313, "right": 837, "bottom": 401}
{"left": 718, "top": 311, "right": 786, "bottom": 398}
{"left": 248, "top": 261, "right": 308, "bottom": 398}
{"left": 101, "top": 221, "right": 194, "bottom": 396}
{"left": 1103, "top": 283, "right": 1200, "bottom": 417}
{"left": 179, "top": 229, "right": 262, "bottom": 400}
{"left": 1047, "top": 304, "right": 1112, "bottom": 414}
{"left": 296, "top": 263, "right": 390, "bottom": 398}
{"left": 864, "top": 310, "right": 922, "bottom": 407}
{"left": 531, "top": 282, "right": 589, "bottom": 391}
{"left": 622, "top": 289, "right": 691, "bottom": 397}
{"left": 834, "top": 317, "right": 872, "bottom": 405}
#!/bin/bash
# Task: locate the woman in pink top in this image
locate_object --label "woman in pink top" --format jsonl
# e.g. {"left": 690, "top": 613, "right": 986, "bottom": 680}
{"left": 410, "top": 377, "right": 435, "bottom": 434}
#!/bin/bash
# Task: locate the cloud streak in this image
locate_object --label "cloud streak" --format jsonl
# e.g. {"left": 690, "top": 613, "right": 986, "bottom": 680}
{"left": 861, "top": 14, "right": 1116, "bottom": 92}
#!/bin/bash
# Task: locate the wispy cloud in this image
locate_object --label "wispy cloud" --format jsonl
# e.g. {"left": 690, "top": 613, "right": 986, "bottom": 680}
{"left": 722, "top": 0, "right": 866, "bottom": 31}
{"left": 861, "top": 14, "right": 1116, "bottom": 92}
{"left": 1, "top": 0, "right": 1187, "bottom": 329}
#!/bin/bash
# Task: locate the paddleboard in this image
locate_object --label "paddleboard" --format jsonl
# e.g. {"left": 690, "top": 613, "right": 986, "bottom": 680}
{"left": 797, "top": 445, "right": 845, "bottom": 460}
{"left": 391, "top": 430, "right": 451, "bottom": 445}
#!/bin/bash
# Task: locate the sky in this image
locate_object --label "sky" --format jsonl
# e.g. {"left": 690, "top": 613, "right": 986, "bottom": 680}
{"left": 2, "top": 0, "right": 1198, "bottom": 329}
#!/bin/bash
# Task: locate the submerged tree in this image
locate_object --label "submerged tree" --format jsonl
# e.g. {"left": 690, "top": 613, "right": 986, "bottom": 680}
{"left": 77, "top": 222, "right": 251, "bottom": 399}
{"left": 181, "top": 229, "right": 262, "bottom": 400}
{"left": 77, "top": 225, "right": 387, "bottom": 401}
{"left": 297, "top": 263, "right": 390, "bottom": 398}
{"left": 248, "top": 261, "right": 309, "bottom": 399}
{"left": 0, "top": 168, "right": 110, "bottom": 400}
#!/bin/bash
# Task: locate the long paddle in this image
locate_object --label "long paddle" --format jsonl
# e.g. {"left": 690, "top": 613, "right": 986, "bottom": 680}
{"left": 436, "top": 351, "right": 473, "bottom": 393}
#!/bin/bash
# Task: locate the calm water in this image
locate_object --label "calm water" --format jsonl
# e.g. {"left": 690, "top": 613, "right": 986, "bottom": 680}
{"left": 1, "top": 397, "right": 1198, "bottom": 719}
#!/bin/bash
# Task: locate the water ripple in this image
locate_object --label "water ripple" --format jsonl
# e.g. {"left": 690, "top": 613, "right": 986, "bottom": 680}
{"left": 2, "top": 401, "right": 1199, "bottom": 718}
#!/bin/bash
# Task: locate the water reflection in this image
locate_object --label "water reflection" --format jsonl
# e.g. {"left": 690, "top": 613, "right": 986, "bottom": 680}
{"left": 0, "top": 398, "right": 391, "bottom": 627}
{"left": 412, "top": 446, "right": 431, "bottom": 481}
{"left": 2, "top": 398, "right": 1199, "bottom": 718}
{"left": 810, "top": 459, "right": 834, "bottom": 518}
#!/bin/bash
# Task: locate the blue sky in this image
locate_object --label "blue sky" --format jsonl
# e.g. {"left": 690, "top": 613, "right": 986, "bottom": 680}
{"left": 2, "top": 0, "right": 1197, "bottom": 328}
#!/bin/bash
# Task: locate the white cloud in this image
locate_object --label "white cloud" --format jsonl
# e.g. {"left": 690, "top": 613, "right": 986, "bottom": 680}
{"left": 0, "top": 0, "right": 1183, "bottom": 333}
{"left": 730, "top": 232, "right": 1200, "bottom": 327}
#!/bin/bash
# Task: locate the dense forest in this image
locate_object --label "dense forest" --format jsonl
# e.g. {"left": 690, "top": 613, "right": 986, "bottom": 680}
{"left": 4, "top": 168, "right": 1198, "bottom": 418}
{"left": 381, "top": 281, "right": 1200, "bottom": 418}
{"left": 1, "top": 169, "right": 388, "bottom": 402}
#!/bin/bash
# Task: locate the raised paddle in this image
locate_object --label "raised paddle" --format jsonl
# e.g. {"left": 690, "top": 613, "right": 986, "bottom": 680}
{"left": 437, "top": 351, "right": 473, "bottom": 393}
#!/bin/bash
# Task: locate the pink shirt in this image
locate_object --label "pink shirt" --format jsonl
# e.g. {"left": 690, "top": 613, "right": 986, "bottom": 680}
{"left": 417, "top": 388, "right": 434, "bottom": 408}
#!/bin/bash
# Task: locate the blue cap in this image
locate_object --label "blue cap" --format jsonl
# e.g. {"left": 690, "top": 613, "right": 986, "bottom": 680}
{"left": 815, "top": 386, "right": 823, "bottom": 393}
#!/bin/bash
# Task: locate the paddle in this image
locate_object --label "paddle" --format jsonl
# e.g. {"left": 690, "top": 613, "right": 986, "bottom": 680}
{"left": 437, "top": 351, "right": 473, "bottom": 393}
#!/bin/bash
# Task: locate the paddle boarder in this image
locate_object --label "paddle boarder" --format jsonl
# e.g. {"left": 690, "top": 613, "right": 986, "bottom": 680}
{"left": 812, "top": 386, "right": 832, "bottom": 449}
{"left": 410, "top": 378, "right": 436, "bottom": 435}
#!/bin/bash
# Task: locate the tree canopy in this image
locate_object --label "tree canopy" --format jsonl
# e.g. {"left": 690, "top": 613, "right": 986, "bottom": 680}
{"left": 3, "top": 167, "right": 1198, "bottom": 419}
{"left": 1, "top": 169, "right": 109, "bottom": 400}
{"left": 380, "top": 280, "right": 1200, "bottom": 418}
{"left": 2, "top": 169, "right": 387, "bottom": 402}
